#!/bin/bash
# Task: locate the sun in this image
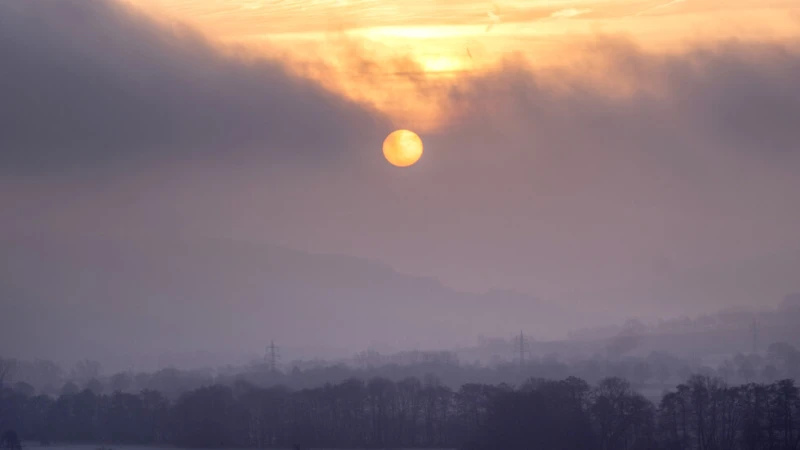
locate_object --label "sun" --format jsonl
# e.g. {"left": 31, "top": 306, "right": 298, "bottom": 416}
{"left": 383, "top": 130, "right": 423, "bottom": 167}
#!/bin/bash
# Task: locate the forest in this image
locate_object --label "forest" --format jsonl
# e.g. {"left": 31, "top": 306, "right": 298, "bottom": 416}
{"left": 5, "top": 338, "right": 800, "bottom": 401}
{"left": 2, "top": 372, "right": 800, "bottom": 450}
{"left": 1, "top": 321, "right": 799, "bottom": 449}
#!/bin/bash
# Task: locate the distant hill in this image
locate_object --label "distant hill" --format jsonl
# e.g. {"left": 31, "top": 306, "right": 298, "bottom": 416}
{"left": 0, "top": 233, "right": 578, "bottom": 371}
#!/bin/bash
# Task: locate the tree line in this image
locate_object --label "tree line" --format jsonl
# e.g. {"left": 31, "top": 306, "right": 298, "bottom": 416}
{"left": 5, "top": 340, "right": 799, "bottom": 402}
{"left": 2, "top": 373, "right": 799, "bottom": 449}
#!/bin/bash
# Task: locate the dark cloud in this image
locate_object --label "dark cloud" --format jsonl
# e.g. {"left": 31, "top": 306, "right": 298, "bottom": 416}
{"left": 0, "top": 0, "right": 387, "bottom": 173}
{"left": 444, "top": 38, "right": 800, "bottom": 166}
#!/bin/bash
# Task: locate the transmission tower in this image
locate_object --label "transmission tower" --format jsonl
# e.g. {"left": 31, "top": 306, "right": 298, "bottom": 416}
{"left": 751, "top": 320, "right": 759, "bottom": 354}
{"left": 513, "top": 331, "right": 533, "bottom": 384}
{"left": 266, "top": 340, "right": 280, "bottom": 372}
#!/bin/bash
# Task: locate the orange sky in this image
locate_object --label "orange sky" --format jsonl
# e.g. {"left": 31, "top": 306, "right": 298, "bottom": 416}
{"left": 129, "top": 0, "right": 800, "bottom": 130}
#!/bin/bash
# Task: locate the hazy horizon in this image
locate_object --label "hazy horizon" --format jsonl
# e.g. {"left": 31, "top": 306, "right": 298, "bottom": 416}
{"left": 2, "top": 0, "right": 800, "bottom": 372}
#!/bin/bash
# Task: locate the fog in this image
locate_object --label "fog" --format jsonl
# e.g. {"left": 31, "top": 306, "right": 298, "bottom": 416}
{"left": 2, "top": 0, "right": 800, "bottom": 371}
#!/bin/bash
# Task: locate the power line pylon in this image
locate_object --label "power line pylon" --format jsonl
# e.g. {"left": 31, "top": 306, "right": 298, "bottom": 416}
{"left": 266, "top": 340, "right": 280, "bottom": 372}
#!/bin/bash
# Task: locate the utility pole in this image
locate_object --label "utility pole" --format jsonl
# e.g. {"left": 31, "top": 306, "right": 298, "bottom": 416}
{"left": 266, "top": 340, "right": 280, "bottom": 372}
{"left": 513, "top": 331, "right": 529, "bottom": 385}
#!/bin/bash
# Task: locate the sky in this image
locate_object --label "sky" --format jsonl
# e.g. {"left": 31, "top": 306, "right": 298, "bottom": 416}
{"left": 1, "top": 0, "right": 800, "bottom": 366}
{"left": 128, "top": 0, "right": 800, "bottom": 130}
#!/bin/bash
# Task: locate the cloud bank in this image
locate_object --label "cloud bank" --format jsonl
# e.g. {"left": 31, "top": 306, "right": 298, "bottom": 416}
{"left": 0, "top": 0, "right": 387, "bottom": 174}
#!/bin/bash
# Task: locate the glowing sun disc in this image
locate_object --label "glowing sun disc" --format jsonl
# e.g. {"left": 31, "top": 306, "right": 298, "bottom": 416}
{"left": 383, "top": 129, "right": 423, "bottom": 167}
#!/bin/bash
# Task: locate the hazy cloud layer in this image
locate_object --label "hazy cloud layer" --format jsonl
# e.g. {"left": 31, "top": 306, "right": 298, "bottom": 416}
{"left": 381, "top": 38, "right": 800, "bottom": 308}
{"left": 447, "top": 39, "right": 800, "bottom": 160}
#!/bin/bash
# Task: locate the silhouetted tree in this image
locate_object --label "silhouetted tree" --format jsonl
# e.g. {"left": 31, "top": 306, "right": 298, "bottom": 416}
{"left": 0, "top": 430, "right": 21, "bottom": 450}
{"left": 5, "top": 370, "right": 800, "bottom": 449}
{"left": 109, "top": 372, "right": 132, "bottom": 393}
{"left": 172, "top": 385, "right": 239, "bottom": 447}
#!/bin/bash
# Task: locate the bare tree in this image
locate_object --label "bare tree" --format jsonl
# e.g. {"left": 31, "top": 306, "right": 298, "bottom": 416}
{"left": 0, "top": 358, "right": 16, "bottom": 435}
{"left": 0, "top": 358, "right": 15, "bottom": 387}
